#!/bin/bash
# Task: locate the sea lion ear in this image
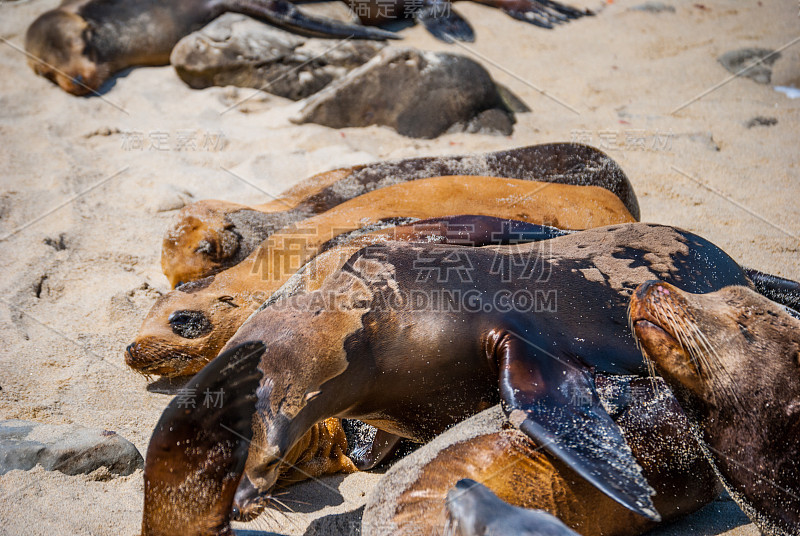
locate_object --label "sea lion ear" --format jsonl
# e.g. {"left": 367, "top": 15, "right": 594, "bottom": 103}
{"left": 141, "top": 342, "right": 265, "bottom": 534}
{"left": 495, "top": 332, "right": 660, "bottom": 522}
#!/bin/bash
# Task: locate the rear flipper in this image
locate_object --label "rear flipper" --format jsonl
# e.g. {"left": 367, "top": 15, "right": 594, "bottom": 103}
{"left": 342, "top": 420, "right": 405, "bottom": 470}
{"left": 473, "top": 0, "right": 590, "bottom": 29}
{"left": 415, "top": 1, "right": 475, "bottom": 42}
{"left": 142, "top": 342, "right": 265, "bottom": 536}
{"left": 745, "top": 268, "right": 800, "bottom": 316}
{"left": 225, "top": 0, "right": 402, "bottom": 39}
{"left": 494, "top": 331, "right": 660, "bottom": 521}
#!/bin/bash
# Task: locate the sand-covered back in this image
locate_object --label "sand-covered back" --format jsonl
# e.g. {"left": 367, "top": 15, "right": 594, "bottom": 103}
{"left": 0, "top": 0, "right": 797, "bottom": 534}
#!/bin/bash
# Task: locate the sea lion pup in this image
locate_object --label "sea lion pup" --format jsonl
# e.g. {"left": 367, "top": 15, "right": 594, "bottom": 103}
{"left": 446, "top": 480, "right": 580, "bottom": 536}
{"left": 127, "top": 176, "right": 635, "bottom": 377}
{"left": 364, "top": 379, "right": 720, "bottom": 536}
{"left": 219, "top": 223, "right": 754, "bottom": 522}
{"left": 629, "top": 281, "right": 800, "bottom": 536}
{"left": 162, "top": 143, "right": 640, "bottom": 288}
{"left": 25, "top": 0, "right": 398, "bottom": 96}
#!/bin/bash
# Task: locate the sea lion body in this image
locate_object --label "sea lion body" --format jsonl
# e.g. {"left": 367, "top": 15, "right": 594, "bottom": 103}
{"left": 127, "top": 176, "right": 635, "bottom": 377}
{"left": 163, "top": 143, "right": 640, "bottom": 287}
{"left": 630, "top": 282, "right": 800, "bottom": 536}
{"left": 365, "top": 376, "right": 720, "bottom": 536}
{"left": 223, "top": 223, "right": 750, "bottom": 521}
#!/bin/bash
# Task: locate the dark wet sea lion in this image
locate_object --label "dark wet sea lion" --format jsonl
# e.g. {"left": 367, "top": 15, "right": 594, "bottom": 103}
{"left": 220, "top": 223, "right": 756, "bottom": 523}
{"left": 629, "top": 281, "right": 800, "bottom": 536}
{"left": 364, "top": 378, "right": 721, "bottom": 535}
{"left": 446, "top": 480, "right": 580, "bottom": 536}
{"left": 162, "top": 143, "right": 640, "bottom": 288}
{"left": 127, "top": 178, "right": 635, "bottom": 378}
{"left": 25, "top": 0, "right": 398, "bottom": 96}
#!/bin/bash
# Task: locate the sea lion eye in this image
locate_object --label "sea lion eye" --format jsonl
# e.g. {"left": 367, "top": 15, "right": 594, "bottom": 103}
{"left": 168, "top": 310, "right": 212, "bottom": 339}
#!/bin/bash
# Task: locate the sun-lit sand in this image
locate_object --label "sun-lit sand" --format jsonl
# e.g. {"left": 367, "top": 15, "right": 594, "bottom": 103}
{"left": 0, "top": 0, "right": 797, "bottom": 533}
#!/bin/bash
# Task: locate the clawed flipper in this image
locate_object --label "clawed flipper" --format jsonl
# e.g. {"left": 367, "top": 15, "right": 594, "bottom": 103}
{"left": 416, "top": 1, "right": 476, "bottom": 42}
{"left": 478, "top": 0, "right": 590, "bottom": 29}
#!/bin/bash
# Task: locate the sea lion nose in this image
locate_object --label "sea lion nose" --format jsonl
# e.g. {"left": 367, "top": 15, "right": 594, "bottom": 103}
{"left": 125, "top": 342, "right": 137, "bottom": 365}
{"left": 634, "top": 280, "right": 661, "bottom": 300}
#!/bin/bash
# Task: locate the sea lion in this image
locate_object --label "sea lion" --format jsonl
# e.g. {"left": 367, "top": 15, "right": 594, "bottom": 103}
{"left": 219, "top": 222, "right": 757, "bottom": 523}
{"left": 127, "top": 177, "right": 635, "bottom": 377}
{"left": 629, "top": 281, "right": 800, "bottom": 536}
{"left": 363, "top": 378, "right": 720, "bottom": 535}
{"left": 446, "top": 479, "right": 580, "bottom": 536}
{"left": 162, "top": 143, "right": 640, "bottom": 288}
{"left": 26, "top": 0, "right": 588, "bottom": 95}
{"left": 25, "top": 0, "right": 398, "bottom": 96}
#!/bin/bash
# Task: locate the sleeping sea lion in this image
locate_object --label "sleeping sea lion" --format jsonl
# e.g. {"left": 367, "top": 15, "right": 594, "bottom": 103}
{"left": 26, "top": 0, "right": 588, "bottom": 95}
{"left": 162, "top": 143, "right": 640, "bottom": 288}
{"left": 629, "top": 281, "right": 800, "bottom": 536}
{"left": 363, "top": 378, "right": 720, "bottom": 535}
{"left": 217, "top": 222, "right": 758, "bottom": 523}
{"left": 127, "top": 176, "right": 635, "bottom": 377}
{"left": 25, "top": 0, "right": 398, "bottom": 96}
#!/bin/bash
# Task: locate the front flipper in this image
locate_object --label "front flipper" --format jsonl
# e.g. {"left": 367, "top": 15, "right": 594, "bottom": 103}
{"left": 226, "top": 0, "right": 402, "bottom": 40}
{"left": 475, "top": 0, "right": 589, "bottom": 29}
{"left": 415, "top": 1, "right": 475, "bottom": 42}
{"left": 494, "top": 331, "right": 660, "bottom": 521}
{"left": 142, "top": 342, "right": 265, "bottom": 536}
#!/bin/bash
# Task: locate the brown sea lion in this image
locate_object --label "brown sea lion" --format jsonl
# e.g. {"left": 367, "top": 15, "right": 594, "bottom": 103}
{"left": 25, "top": 0, "right": 588, "bottom": 95}
{"left": 218, "top": 223, "right": 758, "bottom": 524}
{"left": 127, "top": 176, "right": 636, "bottom": 377}
{"left": 25, "top": 0, "right": 399, "bottom": 96}
{"left": 363, "top": 378, "right": 721, "bottom": 535}
{"left": 629, "top": 281, "right": 800, "bottom": 536}
{"left": 162, "top": 143, "right": 640, "bottom": 288}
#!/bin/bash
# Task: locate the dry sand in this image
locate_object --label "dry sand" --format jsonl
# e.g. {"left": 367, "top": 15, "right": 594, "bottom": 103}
{"left": 0, "top": 0, "right": 797, "bottom": 534}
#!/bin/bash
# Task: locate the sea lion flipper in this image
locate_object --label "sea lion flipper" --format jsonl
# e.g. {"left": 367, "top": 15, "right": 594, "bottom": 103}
{"left": 224, "top": 0, "right": 402, "bottom": 40}
{"left": 496, "top": 334, "right": 660, "bottom": 521}
{"left": 141, "top": 342, "right": 265, "bottom": 535}
{"left": 348, "top": 428, "right": 403, "bottom": 470}
{"left": 415, "top": 1, "right": 475, "bottom": 43}
{"left": 744, "top": 268, "right": 800, "bottom": 316}
{"left": 478, "top": 0, "right": 589, "bottom": 29}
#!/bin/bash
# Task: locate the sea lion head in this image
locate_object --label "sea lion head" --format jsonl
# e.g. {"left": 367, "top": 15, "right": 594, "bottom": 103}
{"left": 25, "top": 10, "right": 106, "bottom": 95}
{"left": 161, "top": 201, "right": 246, "bottom": 289}
{"left": 126, "top": 277, "right": 250, "bottom": 377}
{"left": 630, "top": 281, "right": 800, "bottom": 534}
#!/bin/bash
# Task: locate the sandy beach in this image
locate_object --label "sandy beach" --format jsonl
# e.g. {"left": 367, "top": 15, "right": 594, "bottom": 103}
{"left": 0, "top": 0, "right": 797, "bottom": 534}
